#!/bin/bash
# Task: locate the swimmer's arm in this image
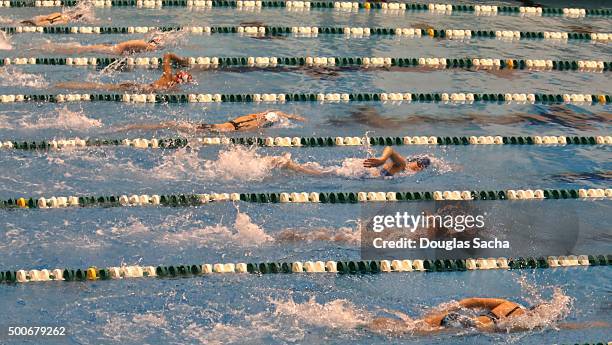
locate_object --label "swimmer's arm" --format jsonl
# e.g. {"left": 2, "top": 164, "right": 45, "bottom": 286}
{"left": 231, "top": 114, "right": 258, "bottom": 123}
{"left": 22, "top": 13, "right": 61, "bottom": 26}
{"left": 363, "top": 146, "right": 406, "bottom": 169}
{"left": 44, "top": 13, "right": 66, "bottom": 25}
{"left": 277, "top": 112, "right": 306, "bottom": 122}
{"left": 161, "top": 53, "right": 190, "bottom": 78}
{"left": 422, "top": 298, "right": 507, "bottom": 323}
{"left": 458, "top": 298, "right": 508, "bottom": 310}
{"left": 281, "top": 159, "right": 325, "bottom": 176}
{"left": 115, "top": 40, "right": 150, "bottom": 54}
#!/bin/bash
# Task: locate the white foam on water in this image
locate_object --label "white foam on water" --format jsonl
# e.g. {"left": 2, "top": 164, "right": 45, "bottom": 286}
{"left": 0, "top": 67, "right": 48, "bottom": 88}
{"left": 185, "top": 320, "right": 282, "bottom": 345}
{"left": 143, "top": 145, "right": 451, "bottom": 182}
{"left": 272, "top": 297, "right": 373, "bottom": 329}
{"left": 205, "top": 145, "right": 279, "bottom": 181}
{"left": 0, "top": 31, "right": 12, "bottom": 50}
{"left": 151, "top": 145, "right": 281, "bottom": 182}
{"left": 157, "top": 208, "right": 273, "bottom": 247}
{"left": 99, "top": 311, "right": 168, "bottom": 342}
{"left": 0, "top": 113, "right": 14, "bottom": 129}
{"left": 495, "top": 277, "right": 574, "bottom": 335}
{"left": 233, "top": 208, "right": 274, "bottom": 244}
{"left": 272, "top": 115, "right": 298, "bottom": 129}
{"left": 19, "top": 106, "right": 102, "bottom": 130}
{"left": 145, "top": 29, "right": 190, "bottom": 49}
{"left": 63, "top": 0, "right": 97, "bottom": 23}
{"left": 0, "top": 226, "right": 27, "bottom": 252}
{"left": 188, "top": 297, "right": 372, "bottom": 344}
{"left": 103, "top": 216, "right": 151, "bottom": 236}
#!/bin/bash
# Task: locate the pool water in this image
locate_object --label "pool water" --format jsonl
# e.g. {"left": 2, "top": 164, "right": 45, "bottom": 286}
{"left": 0, "top": 1, "right": 611, "bottom": 344}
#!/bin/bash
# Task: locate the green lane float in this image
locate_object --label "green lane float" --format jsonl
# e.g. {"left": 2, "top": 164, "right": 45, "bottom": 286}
{"left": 0, "top": 135, "right": 610, "bottom": 151}
{"left": 2, "top": 25, "right": 610, "bottom": 43}
{"left": 4, "top": 0, "right": 611, "bottom": 19}
{"left": 2, "top": 187, "right": 610, "bottom": 210}
{"left": 0, "top": 92, "right": 610, "bottom": 105}
{"left": 3, "top": 255, "right": 610, "bottom": 284}
{"left": 2, "top": 55, "right": 610, "bottom": 73}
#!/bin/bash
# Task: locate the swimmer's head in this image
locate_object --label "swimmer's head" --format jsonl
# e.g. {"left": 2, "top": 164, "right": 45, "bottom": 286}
{"left": 173, "top": 70, "right": 193, "bottom": 84}
{"left": 148, "top": 36, "right": 164, "bottom": 47}
{"left": 264, "top": 111, "right": 279, "bottom": 122}
{"left": 407, "top": 157, "right": 431, "bottom": 171}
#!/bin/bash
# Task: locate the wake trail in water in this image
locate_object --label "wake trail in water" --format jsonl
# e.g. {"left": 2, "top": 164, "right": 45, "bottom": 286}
{"left": 149, "top": 145, "right": 452, "bottom": 182}
{"left": 187, "top": 279, "right": 575, "bottom": 344}
{"left": 0, "top": 67, "right": 47, "bottom": 88}
{"left": 18, "top": 106, "right": 102, "bottom": 130}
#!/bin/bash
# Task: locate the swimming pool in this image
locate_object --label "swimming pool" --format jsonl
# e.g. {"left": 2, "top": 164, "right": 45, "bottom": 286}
{"left": 0, "top": 1, "right": 610, "bottom": 344}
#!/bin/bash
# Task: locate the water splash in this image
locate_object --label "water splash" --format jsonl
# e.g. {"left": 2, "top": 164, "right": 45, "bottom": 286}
{"left": 99, "top": 311, "right": 167, "bottom": 343}
{"left": 158, "top": 207, "right": 273, "bottom": 247}
{"left": 63, "top": 0, "right": 97, "bottom": 23}
{"left": 151, "top": 145, "right": 281, "bottom": 182}
{"left": 271, "top": 297, "right": 373, "bottom": 329}
{"left": 105, "top": 216, "right": 150, "bottom": 236}
{"left": 205, "top": 146, "right": 281, "bottom": 181}
{"left": 0, "top": 67, "right": 47, "bottom": 88}
{"left": 272, "top": 114, "right": 298, "bottom": 129}
{"left": 19, "top": 106, "right": 102, "bottom": 130}
{"left": 233, "top": 207, "right": 274, "bottom": 244}
{"left": 152, "top": 145, "right": 450, "bottom": 181}
{"left": 496, "top": 277, "right": 573, "bottom": 333}
{"left": 189, "top": 297, "right": 372, "bottom": 344}
{"left": 145, "top": 29, "right": 190, "bottom": 49}
{"left": 0, "top": 30, "right": 12, "bottom": 50}
{"left": 497, "top": 288, "right": 572, "bottom": 333}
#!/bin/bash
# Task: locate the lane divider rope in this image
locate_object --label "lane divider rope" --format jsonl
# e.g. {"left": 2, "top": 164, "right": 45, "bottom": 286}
{"left": 4, "top": 187, "right": 611, "bottom": 209}
{"left": 2, "top": 25, "right": 611, "bottom": 43}
{"left": 2, "top": 56, "right": 610, "bottom": 72}
{"left": 1, "top": 0, "right": 610, "bottom": 18}
{"left": 1, "top": 135, "right": 611, "bottom": 151}
{"left": 2, "top": 254, "right": 610, "bottom": 283}
{"left": 0, "top": 92, "right": 610, "bottom": 104}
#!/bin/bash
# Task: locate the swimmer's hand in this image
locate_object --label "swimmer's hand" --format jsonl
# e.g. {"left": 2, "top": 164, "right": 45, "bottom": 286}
{"left": 277, "top": 112, "right": 307, "bottom": 122}
{"left": 363, "top": 158, "right": 385, "bottom": 168}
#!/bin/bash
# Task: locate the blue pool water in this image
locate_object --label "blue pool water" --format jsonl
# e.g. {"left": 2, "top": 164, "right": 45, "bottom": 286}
{"left": 0, "top": 1, "right": 611, "bottom": 344}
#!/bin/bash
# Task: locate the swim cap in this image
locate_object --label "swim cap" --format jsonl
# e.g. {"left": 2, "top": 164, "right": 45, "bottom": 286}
{"left": 148, "top": 36, "right": 164, "bottom": 46}
{"left": 264, "top": 111, "right": 279, "bottom": 122}
{"left": 408, "top": 157, "right": 431, "bottom": 169}
{"left": 174, "top": 71, "right": 193, "bottom": 84}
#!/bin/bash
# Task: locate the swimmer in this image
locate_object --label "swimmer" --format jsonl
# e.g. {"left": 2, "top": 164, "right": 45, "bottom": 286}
{"left": 113, "top": 110, "right": 306, "bottom": 133}
{"left": 275, "top": 146, "right": 430, "bottom": 177}
{"left": 54, "top": 53, "right": 192, "bottom": 92}
{"left": 363, "top": 146, "right": 430, "bottom": 177}
{"left": 370, "top": 297, "right": 609, "bottom": 334}
{"left": 40, "top": 36, "right": 165, "bottom": 55}
{"left": 20, "top": 12, "right": 80, "bottom": 26}
{"left": 20, "top": 2, "right": 92, "bottom": 27}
